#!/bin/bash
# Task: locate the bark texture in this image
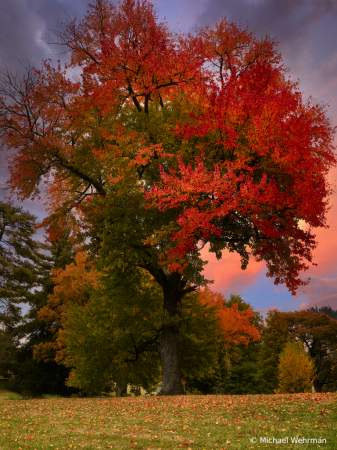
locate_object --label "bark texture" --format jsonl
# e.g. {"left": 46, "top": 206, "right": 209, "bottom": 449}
{"left": 158, "top": 321, "right": 185, "bottom": 395}
{"left": 157, "top": 273, "right": 187, "bottom": 395}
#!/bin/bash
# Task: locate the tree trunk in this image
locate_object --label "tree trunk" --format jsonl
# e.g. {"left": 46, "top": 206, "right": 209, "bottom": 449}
{"left": 158, "top": 275, "right": 186, "bottom": 396}
{"left": 158, "top": 321, "right": 185, "bottom": 395}
{"left": 115, "top": 379, "right": 128, "bottom": 397}
{"left": 313, "top": 379, "right": 322, "bottom": 393}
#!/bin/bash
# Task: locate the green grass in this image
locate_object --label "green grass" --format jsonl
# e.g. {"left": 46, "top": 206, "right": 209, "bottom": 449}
{"left": 0, "top": 393, "right": 336, "bottom": 449}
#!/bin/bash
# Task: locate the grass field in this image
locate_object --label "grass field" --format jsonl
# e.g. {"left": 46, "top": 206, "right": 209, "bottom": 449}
{"left": 0, "top": 392, "right": 336, "bottom": 450}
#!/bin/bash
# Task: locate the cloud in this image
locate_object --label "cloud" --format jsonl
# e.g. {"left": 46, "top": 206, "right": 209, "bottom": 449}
{"left": 296, "top": 274, "right": 337, "bottom": 310}
{"left": 300, "top": 293, "right": 337, "bottom": 310}
{"left": 201, "top": 246, "right": 265, "bottom": 297}
{"left": 301, "top": 52, "right": 337, "bottom": 117}
{"left": 193, "top": 0, "right": 337, "bottom": 78}
{"left": 0, "top": 0, "right": 89, "bottom": 67}
{"left": 298, "top": 274, "right": 337, "bottom": 299}
{"left": 195, "top": 0, "right": 337, "bottom": 42}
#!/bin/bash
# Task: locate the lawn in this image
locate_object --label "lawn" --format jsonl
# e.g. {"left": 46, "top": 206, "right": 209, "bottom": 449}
{"left": 0, "top": 393, "right": 336, "bottom": 449}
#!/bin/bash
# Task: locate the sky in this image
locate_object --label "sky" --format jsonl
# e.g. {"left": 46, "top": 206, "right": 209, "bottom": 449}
{"left": 1, "top": 0, "right": 337, "bottom": 314}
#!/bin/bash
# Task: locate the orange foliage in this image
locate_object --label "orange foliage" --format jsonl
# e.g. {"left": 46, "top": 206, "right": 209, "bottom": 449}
{"left": 197, "top": 286, "right": 261, "bottom": 351}
{"left": 33, "top": 252, "right": 99, "bottom": 363}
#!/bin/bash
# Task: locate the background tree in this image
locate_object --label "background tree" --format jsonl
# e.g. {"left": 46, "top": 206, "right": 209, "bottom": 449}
{"left": 256, "top": 309, "right": 337, "bottom": 393}
{"left": 182, "top": 290, "right": 261, "bottom": 394}
{"left": 61, "top": 265, "right": 163, "bottom": 396}
{"left": 276, "top": 339, "right": 316, "bottom": 394}
{"left": 0, "top": 201, "right": 49, "bottom": 321}
{"left": 0, "top": 326, "right": 17, "bottom": 377}
{"left": 220, "top": 296, "right": 264, "bottom": 395}
{"left": 257, "top": 309, "right": 290, "bottom": 393}
{"left": 308, "top": 306, "right": 337, "bottom": 320}
{"left": 282, "top": 310, "right": 337, "bottom": 392}
{"left": 33, "top": 251, "right": 99, "bottom": 364}
{"left": 7, "top": 234, "right": 78, "bottom": 396}
{"left": 0, "top": 0, "right": 335, "bottom": 395}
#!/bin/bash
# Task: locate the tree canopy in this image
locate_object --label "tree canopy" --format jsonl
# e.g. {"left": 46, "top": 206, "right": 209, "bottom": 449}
{"left": 0, "top": 0, "right": 335, "bottom": 394}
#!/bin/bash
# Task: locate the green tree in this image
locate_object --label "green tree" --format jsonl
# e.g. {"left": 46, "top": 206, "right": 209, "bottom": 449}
{"left": 183, "top": 292, "right": 261, "bottom": 394}
{"left": 257, "top": 309, "right": 290, "bottom": 393}
{"left": 180, "top": 293, "right": 230, "bottom": 395}
{"left": 276, "top": 339, "right": 316, "bottom": 394}
{"left": 0, "top": 326, "right": 17, "bottom": 377}
{"left": 0, "top": 201, "right": 49, "bottom": 321}
{"left": 61, "top": 265, "right": 164, "bottom": 395}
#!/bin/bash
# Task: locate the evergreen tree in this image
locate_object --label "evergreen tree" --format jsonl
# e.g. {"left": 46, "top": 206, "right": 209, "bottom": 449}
{"left": 0, "top": 326, "right": 17, "bottom": 377}
{"left": 8, "top": 233, "right": 78, "bottom": 396}
{"left": 257, "top": 310, "right": 290, "bottom": 393}
{"left": 0, "top": 200, "right": 49, "bottom": 322}
{"left": 308, "top": 306, "right": 337, "bottom": 320}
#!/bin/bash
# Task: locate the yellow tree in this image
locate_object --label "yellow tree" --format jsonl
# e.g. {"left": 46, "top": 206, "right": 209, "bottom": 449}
{"left": 276, "top": 340, "right": 316, "bottom": 394}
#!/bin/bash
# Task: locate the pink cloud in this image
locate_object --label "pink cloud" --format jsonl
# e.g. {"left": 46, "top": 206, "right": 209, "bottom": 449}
{"left": 201, "top": 245, "right": 265, "bottom": 296}
{"left": 297, "top": 165, "right": 337, "bottom": 279}
{"left": 296, "top": 274, "right": 337, "bottom": 310}
{"left": 300, "top": 294, "right": 337, "bottom": 311}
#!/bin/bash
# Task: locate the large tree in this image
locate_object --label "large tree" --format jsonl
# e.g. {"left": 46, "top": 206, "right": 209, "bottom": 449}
{"left": 0, "top": 0, "right": 335, "bottom": 394}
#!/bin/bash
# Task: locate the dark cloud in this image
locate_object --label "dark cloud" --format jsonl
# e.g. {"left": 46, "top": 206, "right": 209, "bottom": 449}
{"left": 194, "top": 0, "right": 337, "bottom": 67}
{"left": 0, "top": 0, "right": 90, "bottom": 216}
{"left": 0, "top": 0, "right": 89, "bottom": 68}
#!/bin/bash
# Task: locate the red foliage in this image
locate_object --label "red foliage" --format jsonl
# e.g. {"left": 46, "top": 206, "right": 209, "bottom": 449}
{"left": 0, "top": 0, "right": 335, "bottom": 296}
